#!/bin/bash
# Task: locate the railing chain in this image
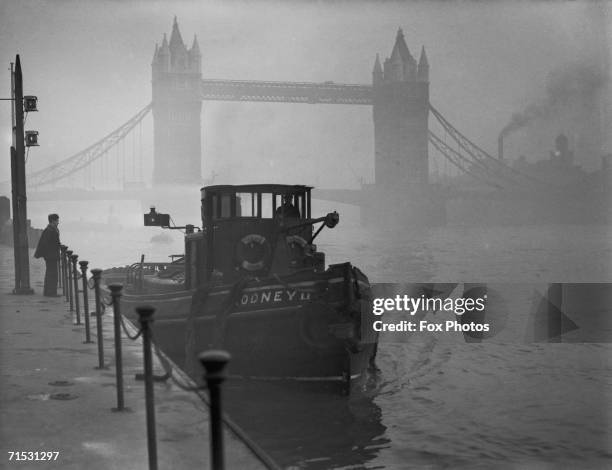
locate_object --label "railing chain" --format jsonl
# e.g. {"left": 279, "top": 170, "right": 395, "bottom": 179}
{"left": 119, "top": 313, "right": 143, "bottom": 341}
{"left": 150, "top": 325, "right": 201, "bottom": 392}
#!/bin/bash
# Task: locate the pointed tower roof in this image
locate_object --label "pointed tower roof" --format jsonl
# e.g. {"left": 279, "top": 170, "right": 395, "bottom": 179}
{"left": 373, "top": 53, "right": 383, "bottom": 84}
{"left": 188, "top": 34, "right": 202, "bottom": 73}
{"left": 392, "top": 28, "right": 414, "bottom": 64}
{"left": 373, "top": 53, "right": 383, "bottom": 74}
{"left": 159, "top": 33, "right": 169, "bottom": 54}
{"left": 417, "top": 45, "right": 429, "bottom": 82}
{"left": 169, "top": 16, "right": 186, "bottom": 52}
{"left": 388, "top": 40, "right": 404, "bottom": 82}
{"left": 390, "top": 39, "right": 403, "bottom": 65}
{"left": 190, "top": 34, "right": 201, "bottom": 55}
{"left": 418, "top": 45, "right": 428, "bottom": 68}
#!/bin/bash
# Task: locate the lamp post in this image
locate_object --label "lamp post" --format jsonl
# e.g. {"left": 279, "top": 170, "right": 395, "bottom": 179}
{"left": 6, "top": 55, "right": 37, "bottom": 294}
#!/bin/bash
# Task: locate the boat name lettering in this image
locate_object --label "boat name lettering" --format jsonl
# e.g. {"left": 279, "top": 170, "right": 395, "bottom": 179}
{"left": 240, "top": 289, "right": 311, "bottom": 305}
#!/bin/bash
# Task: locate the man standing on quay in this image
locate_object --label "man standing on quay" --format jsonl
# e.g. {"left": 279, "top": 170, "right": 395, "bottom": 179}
{"left": 34, "top": 213, "right": 61, "bottom": 297}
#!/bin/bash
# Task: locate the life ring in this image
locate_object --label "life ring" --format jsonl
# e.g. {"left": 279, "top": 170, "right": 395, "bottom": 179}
{"left": 285, "top": 235, "right": 309, "bottom": 265}
{"left": 286, "top": 235, "right": 308, "bottom": 248}
{"left": 236, "top": 234, "right": 270, "bottom": 271}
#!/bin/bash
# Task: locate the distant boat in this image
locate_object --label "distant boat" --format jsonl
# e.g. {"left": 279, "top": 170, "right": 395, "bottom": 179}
{"left": 150, "top": 232, "right": 173, "bottom": 244}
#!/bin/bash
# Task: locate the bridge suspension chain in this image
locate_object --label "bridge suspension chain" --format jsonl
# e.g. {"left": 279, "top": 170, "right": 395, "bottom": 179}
{"left": 429, "top": 103, "right": 548, "bottom": 190}
{"left": 26, "top": 103, "right": 152, "bottom": 189}
{"left": 428, "top": 131, "right": 504, "bottom": 189}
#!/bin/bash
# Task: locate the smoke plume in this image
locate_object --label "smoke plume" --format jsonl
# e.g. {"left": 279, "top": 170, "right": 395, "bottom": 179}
{"left": 501, "top": 61, "right": 609, "bottom": 138}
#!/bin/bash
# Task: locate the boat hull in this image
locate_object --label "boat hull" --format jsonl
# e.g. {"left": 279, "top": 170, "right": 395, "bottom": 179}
{"left": 103, "top": 263, "right": 378, "bottom": 388}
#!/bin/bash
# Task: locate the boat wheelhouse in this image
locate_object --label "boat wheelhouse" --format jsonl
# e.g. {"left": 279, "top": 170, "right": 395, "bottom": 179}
{"left": 188, "top": 184, "right": 330, "bottom": 287}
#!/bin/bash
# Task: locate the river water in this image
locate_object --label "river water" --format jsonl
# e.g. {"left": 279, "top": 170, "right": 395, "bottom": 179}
{"left": 28, "top": 200, "right": 612, "bottom": 469}
{"left": 35, "top": 199, "right": 612, "bottom": 284}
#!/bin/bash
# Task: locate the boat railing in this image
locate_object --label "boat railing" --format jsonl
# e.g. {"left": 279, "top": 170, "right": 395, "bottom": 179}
{"left": 126, "top": 261, "right": 185, "bottom": 289}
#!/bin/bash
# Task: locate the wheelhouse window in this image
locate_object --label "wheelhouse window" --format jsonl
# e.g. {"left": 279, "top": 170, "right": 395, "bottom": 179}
{"left": 210, "top": 194, "right": 232, "bottom": 219}
{"left": 236, "top": 192, "right": 258, "bottom": 217}
{"left": 202, "top": 186, "right": 311, "bottom": 221}
{"left": 260, "top": 193, "right": 273, "bottom": 219}
{"left": 273, "top": 193, "right": 305, "bottom": 219}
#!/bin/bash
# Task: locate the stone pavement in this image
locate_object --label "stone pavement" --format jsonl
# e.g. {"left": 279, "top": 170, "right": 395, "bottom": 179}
{"left": 0, "top": 245, "right": 271, "bottom": 470}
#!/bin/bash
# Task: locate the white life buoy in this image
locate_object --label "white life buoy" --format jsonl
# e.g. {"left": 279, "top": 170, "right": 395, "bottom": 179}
{"left": 286, "top": 235, "right": 309, "bottom": 265}
{"left": 236, "top": 234, "right": 270, "bottom": 271}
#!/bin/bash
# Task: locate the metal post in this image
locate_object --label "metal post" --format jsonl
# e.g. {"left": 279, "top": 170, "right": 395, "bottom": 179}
{"left": 79, "top": 261, "right": 92, "bottom": 343}
{"left": 66, "top": 249, "right": 74, "bottom": 311}
{"left": 10, "top": 56, "right": 33, "bottom": 295}
{"left": 91, "top": 269, "right": 106, "bottom": 369}
{"left": 71, "top": 254, "right": 81, "bottom": 324}
{"left": 109, "top": 283, "right": 125, "bottom": 411}
{"left": 57, "top": 251, "right": 62, "bottom": 289}
{"left": 137, "top": 306, "right": 158, "bottom": 470}
{"left": 60, "top": 245, "right": 68, "bottom": 299}
{"left": 199, "top": 350, "right": 231, "bottom": 470}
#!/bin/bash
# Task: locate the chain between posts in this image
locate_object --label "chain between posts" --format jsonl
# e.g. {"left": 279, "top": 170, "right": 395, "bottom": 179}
{"left": 119, "top": 313, "right": 143, "bottom": 341}
{"left": 97, "top": 292, "right": 112, "bottom": 317}
{"left": 55, "top": 265, "right": 262, "bottom": 470}
{"left": 101, "top": 290, "right": 144, "bottom": 341}
{"left": 139, "top": 312, "right": 232, "bottom": 470}
{"left": 53, "top": 259, "right": 279, "bottom": 470}
{"left": 149, "top": 326, "right": 202, "bottom": 392}
{"left": 120, "top": 314, "right": 201, "bottom": 393}
{"left": 115, "top": 308, "right": 225, "bottom": 394}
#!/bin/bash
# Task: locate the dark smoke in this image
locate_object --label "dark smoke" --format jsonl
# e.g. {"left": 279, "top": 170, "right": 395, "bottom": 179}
{"left": 501, "top": 61, "right": 609, "bottom": 138}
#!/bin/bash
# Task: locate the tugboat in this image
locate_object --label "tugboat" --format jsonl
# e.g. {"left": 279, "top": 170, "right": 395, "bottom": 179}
{"left": 103, "top": 184, "right": 378, "bottom": 392}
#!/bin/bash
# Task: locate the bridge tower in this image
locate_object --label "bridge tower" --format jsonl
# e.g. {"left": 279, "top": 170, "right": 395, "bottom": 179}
{"left": 372, "top": 29, "right": 429, "bottom": 188}
{"left": 151, "top": 18, "right": 202, "bottom": 185}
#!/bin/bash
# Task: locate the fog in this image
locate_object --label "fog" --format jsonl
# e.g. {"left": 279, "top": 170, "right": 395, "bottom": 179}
{"left": 2, "top": 7, "right": 611, "bottom": 469}
{"left": 0, "top": 0, "right": 609, "bottom": 191}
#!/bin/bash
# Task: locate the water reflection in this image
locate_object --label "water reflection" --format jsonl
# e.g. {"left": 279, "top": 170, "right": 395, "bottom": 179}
{"left": 223, "top": 377, "right": 389, "bottom": 469}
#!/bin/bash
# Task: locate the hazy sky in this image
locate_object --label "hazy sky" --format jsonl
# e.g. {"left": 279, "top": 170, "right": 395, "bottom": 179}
{"left": 0, "top": 0, "right": 609, "bottom": 188}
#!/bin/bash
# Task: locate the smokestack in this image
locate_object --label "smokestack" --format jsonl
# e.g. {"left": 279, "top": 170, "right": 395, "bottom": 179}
{"left": 498, "top": 133, "right": 504, "bottom": 160}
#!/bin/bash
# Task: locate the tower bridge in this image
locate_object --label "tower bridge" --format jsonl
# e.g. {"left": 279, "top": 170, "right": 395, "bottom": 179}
{"left": 151, "top": 17, "right": 430, "bottom": 189}
{"left": 14, "top": 18, "right": 553, "bottom": 223}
